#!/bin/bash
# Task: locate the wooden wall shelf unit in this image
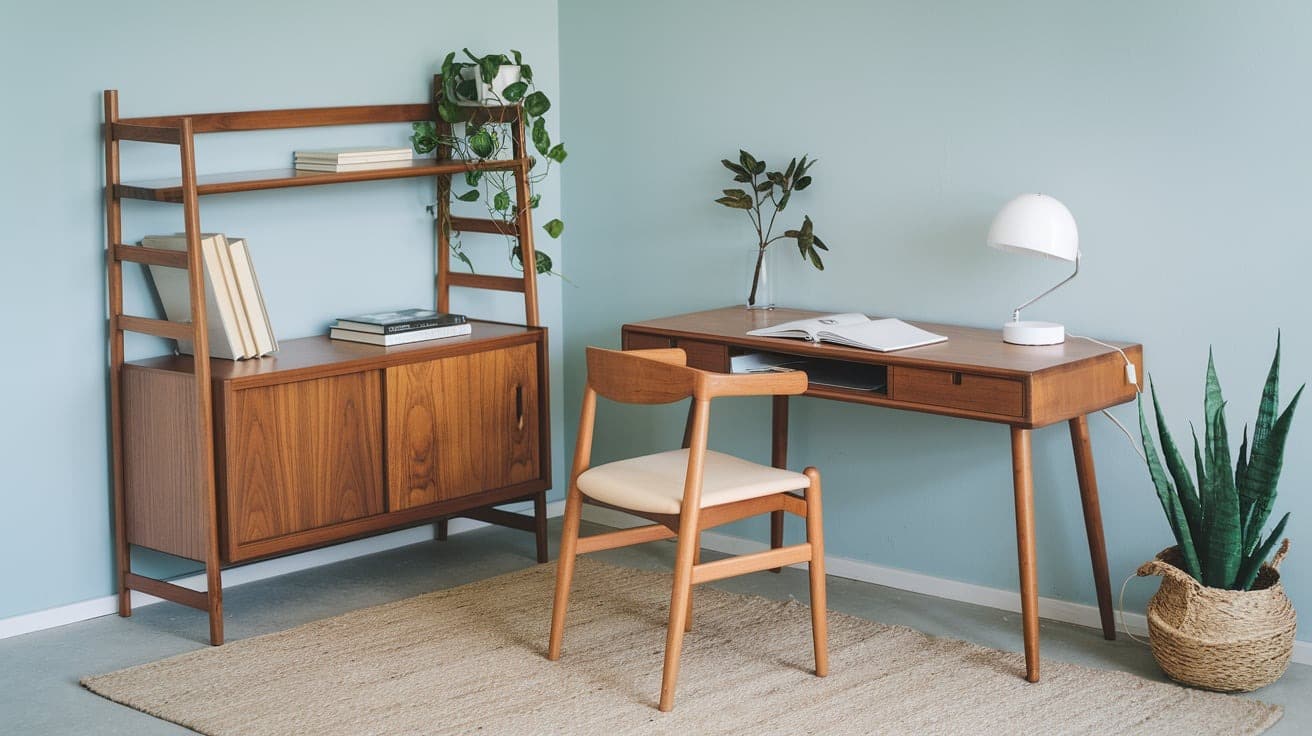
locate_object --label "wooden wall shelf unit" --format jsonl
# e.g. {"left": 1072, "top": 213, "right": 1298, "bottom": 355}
{"left": 104, "top": 82, "right": 550, "bottom": 645}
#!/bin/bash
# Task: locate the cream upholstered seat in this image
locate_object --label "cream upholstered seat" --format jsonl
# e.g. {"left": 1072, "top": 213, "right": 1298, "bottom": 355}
{"left": 578, "top": 449, "right": 810, "bottom": 515}
{"left": 549, "top": 346, "right": 828, "bottom": 713}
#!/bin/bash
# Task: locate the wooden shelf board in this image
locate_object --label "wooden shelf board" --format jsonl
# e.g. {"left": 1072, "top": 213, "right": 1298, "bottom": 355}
{"left": 116, "top": 158, "right": 525, "bottom": 202}
{"left": 126, "top": 320, "right": 542, "bottom": 387}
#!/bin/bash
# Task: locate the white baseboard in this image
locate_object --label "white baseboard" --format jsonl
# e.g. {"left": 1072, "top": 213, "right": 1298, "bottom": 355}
{"left": 0, "top": 500, "right": 565, "bottom": 641}
{"left": 580, "top": 505, "right": 1311, "bottom": 666}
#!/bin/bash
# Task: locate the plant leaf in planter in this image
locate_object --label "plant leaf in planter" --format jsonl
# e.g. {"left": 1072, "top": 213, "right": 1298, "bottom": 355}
{"left": 532, "top": 118, "right": 550, "bottom": 156}
{"left": 511, "top": 49, "right": 523, "bottom": 65}
{"left": 464, "top": 170, "right": 483, "bottom": 187}
{"left": 521, "top": 64, "right": 533, "bottom": 83}
{"left": 455, "top": 189, "right": 480, "bottom": 202}
{"left": 1201, "top": 401, "right": 1241, "bottom": 588}
{"left": 547, "top": 143, "right": 567, "bottom": 163}
{"left": 437, "top": 99, "right": 464, "bottom": 124}
{"left": 529, "top": 193, "right": 541, "bottom": 208}
{"left": 468, "top": 128, "right": 495, "bottom": 159}
{"left": 411, "top": 122, "right": 438, "bottom": 155}
{"left": 501, "top": 81, "right": 528, "bottom": 103}
{"left": 524, "top": 91, "right": 551, "bottom": 117}
{"left": 544, "top": 219, "right": 564, "bottom": 238}
{"left": 493, "top": 191, "right": 511, "bottom": 213}
{"left": 1139, "top": 393, "right": 1204, "bottom": 580}
{"left": 1151, "top": 382, "right": 1202, "bottom": 545}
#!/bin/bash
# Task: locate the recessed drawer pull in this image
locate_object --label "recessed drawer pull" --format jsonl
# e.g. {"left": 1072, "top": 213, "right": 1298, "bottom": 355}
{"left": 952, "top": 372, "right": 963, "bottom": 386}
{"left": 515, "top": 383, "right": 525, "bottom": 431}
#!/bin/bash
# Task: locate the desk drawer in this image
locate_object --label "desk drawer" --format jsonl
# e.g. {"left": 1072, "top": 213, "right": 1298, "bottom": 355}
{"left": 893, "top": 367, "right": 1024, "bottom": 418}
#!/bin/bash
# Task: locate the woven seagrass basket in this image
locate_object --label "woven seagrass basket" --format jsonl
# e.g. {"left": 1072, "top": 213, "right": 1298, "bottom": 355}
{"left": 1136, "top": 540, "right": 1296, "bottom": 692}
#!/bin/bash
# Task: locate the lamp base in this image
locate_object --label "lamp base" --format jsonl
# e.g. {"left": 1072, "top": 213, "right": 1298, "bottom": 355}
{"left": 1003, "top": 320, "right": 1065, "bottom": 345}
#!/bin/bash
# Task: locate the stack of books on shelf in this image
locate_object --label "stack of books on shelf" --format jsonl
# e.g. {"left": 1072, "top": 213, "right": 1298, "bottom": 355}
{"left": 142, "top": 233, "right": 278, "bottom": 360}
{"left": 293, "top": 146, "right": 413, "bottom": 172}
{"left": 330, "top": 309, "right": 470, "bottom": 346}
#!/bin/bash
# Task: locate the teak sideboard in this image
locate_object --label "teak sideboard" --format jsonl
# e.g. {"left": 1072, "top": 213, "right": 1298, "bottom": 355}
{"left": 104, "top": 84, "right": 550, "bottom": 644}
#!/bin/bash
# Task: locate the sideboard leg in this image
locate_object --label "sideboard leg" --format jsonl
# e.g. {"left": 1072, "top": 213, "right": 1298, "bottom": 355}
{"left": 1070, "top": 415, "right": 1116, "bottom": 640}
{"left": 1010, "top": 426, "right": 1040, "bottom": 683}
{"left": 534, "top": 491, "right": 549, "bottom": 563}
{"left": 436, "top": 519, "right": 448, "bottom": 541}
{"left": 206, "top": 557, "right": 224, "bottom": 646}
{"left": 769, "top": 395, "right": 790, "bottom": 572}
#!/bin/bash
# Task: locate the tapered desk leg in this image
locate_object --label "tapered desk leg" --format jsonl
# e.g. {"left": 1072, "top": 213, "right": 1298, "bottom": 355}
{"left": 769, "top": 395, "right": 789, "bottom": 573}
{"left": 1069, "top": 415, "right": 1116, "bottom": 640}
{"left": 1010, "top": 426, "right": 1040, "bottom": 683}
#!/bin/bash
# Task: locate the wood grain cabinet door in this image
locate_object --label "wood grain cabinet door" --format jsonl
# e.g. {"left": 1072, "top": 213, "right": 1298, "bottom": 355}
{"left": 223, "top": 372, "right": 385, "bottom": 557}
{"left": 386, "top": 343, "right": 540, "bottom": 510}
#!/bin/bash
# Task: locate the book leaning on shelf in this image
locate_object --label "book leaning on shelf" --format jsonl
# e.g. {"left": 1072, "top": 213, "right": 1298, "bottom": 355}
{"left": 141, "top": 233, "right": 277, "bottom": 360}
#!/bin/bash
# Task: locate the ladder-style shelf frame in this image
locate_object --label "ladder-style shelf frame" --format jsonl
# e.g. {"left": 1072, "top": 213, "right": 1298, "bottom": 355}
{"left": 103, "top": 78, "right": 545, "bottom": 645}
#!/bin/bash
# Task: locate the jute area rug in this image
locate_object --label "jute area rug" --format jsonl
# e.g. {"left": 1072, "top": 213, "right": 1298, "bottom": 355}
{"left": 83, "top": 558, "right": 1281, "bottom": 735}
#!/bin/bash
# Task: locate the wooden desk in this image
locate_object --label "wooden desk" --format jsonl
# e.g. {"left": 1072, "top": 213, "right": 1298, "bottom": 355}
{"left": 621, "top": 306, "right": 1144, "bottom": 683}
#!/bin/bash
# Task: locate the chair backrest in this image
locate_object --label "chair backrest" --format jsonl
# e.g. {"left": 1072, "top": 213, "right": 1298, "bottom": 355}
{"left": 585, "top": 347, "right": 696, "bottom": 405}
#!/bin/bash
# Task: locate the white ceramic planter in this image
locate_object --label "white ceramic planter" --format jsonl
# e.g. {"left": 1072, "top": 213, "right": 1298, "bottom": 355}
{"left": 456, "top": 65, "right": 523, "bottom": 106}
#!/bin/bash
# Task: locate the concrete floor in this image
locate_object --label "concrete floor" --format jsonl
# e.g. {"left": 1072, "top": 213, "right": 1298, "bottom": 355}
{"left": 3, "top": 519, "right": 1308, "bottom": 734}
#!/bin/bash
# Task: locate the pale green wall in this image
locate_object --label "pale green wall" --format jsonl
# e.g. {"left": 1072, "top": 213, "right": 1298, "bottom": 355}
{"left": 559, "top": 1, "right": 1311, "bottom": 633}
{"left": 0, "top": 0, "right": 565, "bottom": 619}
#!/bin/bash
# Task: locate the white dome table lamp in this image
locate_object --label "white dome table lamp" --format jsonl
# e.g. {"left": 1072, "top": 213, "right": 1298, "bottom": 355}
{"left": 987, "top": 193, "right": 1080, "bottom": 345}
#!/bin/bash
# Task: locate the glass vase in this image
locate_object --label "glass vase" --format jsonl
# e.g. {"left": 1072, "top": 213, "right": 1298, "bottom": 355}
{"left": 745, "top": 246, "right": 775, "bottom": 310}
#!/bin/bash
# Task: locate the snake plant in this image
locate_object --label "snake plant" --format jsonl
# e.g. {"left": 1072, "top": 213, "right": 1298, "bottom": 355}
{"left": 1139, "top": 336, "right": 1303, "bottom": 590}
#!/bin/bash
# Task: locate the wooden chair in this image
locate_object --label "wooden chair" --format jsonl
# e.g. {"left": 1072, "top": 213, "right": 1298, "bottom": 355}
{"left": 547, "top": 347, "right": 828, "bottom": 712}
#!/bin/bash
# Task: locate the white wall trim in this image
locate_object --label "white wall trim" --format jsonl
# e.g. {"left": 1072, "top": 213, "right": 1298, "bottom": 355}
{"left": 0, "top": 500, "right": 565, "bottom": 641}
{"left": 580, "top": 505, "right": 1312, "bottom": 666}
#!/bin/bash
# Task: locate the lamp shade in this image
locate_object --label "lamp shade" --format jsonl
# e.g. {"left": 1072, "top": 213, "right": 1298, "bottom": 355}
{"left": 987, "top": 193, "right": 1079, "bottom": 262}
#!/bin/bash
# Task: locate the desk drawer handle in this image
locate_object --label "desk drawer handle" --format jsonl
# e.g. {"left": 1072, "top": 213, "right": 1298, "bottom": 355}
{"left": 952, "top": 372, "right": 963, "bottom": 386}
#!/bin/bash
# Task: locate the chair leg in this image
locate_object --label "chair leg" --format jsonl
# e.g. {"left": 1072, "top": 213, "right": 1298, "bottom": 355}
{"left": 547, "top": 485, "right": 585, "bottom": 661}
{"left": 804, "top": 468, "right": 828, "bottom": 677}
{"left": 659, "top": 526, "right": 699, "bottom": 712}
{"left": 684, "top": 536, "right": 700, "bottom": 633}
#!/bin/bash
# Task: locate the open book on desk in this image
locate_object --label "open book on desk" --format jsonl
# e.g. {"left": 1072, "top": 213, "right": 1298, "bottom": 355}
{"left": 746, "top": 312, "right": 947, "bottom": 352}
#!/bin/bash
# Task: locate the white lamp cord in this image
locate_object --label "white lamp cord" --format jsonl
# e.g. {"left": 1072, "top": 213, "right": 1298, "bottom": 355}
{"left": 1067, "top": 333, "right": 1146, "bottom": 463}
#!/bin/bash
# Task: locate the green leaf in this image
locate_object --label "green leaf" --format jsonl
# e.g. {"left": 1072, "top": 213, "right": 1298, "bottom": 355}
{"left": 455, "top": 189, "right": 480, "bottom": 202}
{"left": 778, "top": 191, "right": 791, "bottom": 211}
{"left": 1202, "top": 402, "right": 1242, "bottom": 588}
{"left": 812, "top": 235, "right": 829, "bottom": 251}
{"left": 456, "top": 78, "right": 478, "bottom": 101}
{"left": 715, "top": 196, "right": 752, "bottom": 209}
{"left": 797, "top": 215, "right": 815, "bottom": 250}
{"left": 511, "top": 49, "right": 523, "bottom": 66}
{"left": 1242, "top": 334, "right": 1283, "bottom": 548}
{"left": 532, "top": 118, "right": 550, "bottom": 156}
{"left": 410, "top": 121, "right": 438, "bottom": 155}
{"left": 493, "top": 190, "right": 511, "bottom": 212}
{"left": 1236, "top": 512, "right": 1289, "bottom": 590}
{"left": 1151, "top": 380, "right": 1202, "bottom": 546}
{"left": 733, "top": 173, "right": 752, "bottom": 183}
{"left": 478, "top": 57, "right": 501, "bottom": 89}
{"left": 795, "top": 176, "right": 813, "bottom": 191}
{"left": 739, "top": 150, "right": 758, "bottom": 173}
{"left": 721, "top": 159, "right": 749, "bottom": 176}
{"left": 755, "top": 180, "right": 774, "bottom": 193}
{"left": 785, "top": 158, "right": 797, "bottom": 181}
{"left": 1240, "top": 383, "right": 1304, "bottom": 556}
{"left": 546, "top": 143, "right": 567, "bottom": 163}
{"left": 543, "top": 218, "right": 564, "bottom": 238}
{"left": 521, "top": 63, "right": 533, "bottom": 83}
{"left": 529, "top": 193, "right": 541, "bottom": 209}
{"left": 721, "top": 188, "right": 750, "bottom": 199}
{"left": 464, "top": 170, "right": 483, "bottom": 187}
{"left": 501, "top": 81, "right": 529, "bottom": 103}
{"left": 462, "top": 47, "right": 481, "bottom": 64}
{"left": 437, "top": 99, "right": 463, "bottom": 124}
{"left": 454, "top": 249, "right": 474, "bottom": 272}
{"left": 467, "top": 128, "right": 495, "bottom": 159}
{"left": 808, "top": 246, "right": 824, "bottom": 270}
{"left": 1139, "top": 394, "right": 1203, "bottom": 580}
{"left": 524, "top": 91, "right": 551, "bottom": 117}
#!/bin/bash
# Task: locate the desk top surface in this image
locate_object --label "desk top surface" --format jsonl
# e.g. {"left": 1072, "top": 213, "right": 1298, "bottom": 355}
{"left": 624, "top": 307, "right": 1140, "bottom": 377}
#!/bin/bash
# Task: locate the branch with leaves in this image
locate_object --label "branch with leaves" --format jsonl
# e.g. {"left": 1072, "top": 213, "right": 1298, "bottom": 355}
{"left": 716, "top": 149, "right": 828, "bottom": 307}
{"left": 411, "top": 49, "right": 565, "bottom": 276}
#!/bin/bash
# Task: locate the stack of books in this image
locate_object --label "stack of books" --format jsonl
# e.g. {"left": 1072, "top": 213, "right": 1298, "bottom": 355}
{"left": 293, "top": 146, "right": 413, "bottom": 172}
{"left": 330, "top": 309, "right": 470, "bottom": 346}
{"left": 142, "top": 233, "right": 278, "bottom": 360}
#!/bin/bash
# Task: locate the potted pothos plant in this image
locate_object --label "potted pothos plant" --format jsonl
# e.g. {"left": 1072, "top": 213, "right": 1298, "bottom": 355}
{"left": 411, "top": 49, "right": 565, "bottom": 276}
{"left": 716, "top": 150, "right": 828, "bottom": 309}
{"left": 1136, "top": 336, "right": 1303, "bottom": 691}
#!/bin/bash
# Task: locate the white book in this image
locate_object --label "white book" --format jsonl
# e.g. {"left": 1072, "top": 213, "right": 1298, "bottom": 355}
{"left": 226, "top": 237, "right": 277, "bottom": 356}
{"left": 142, "top": 234, "right": 250, "bottom": 360}
{"left": 293, "top": 146, "right": 412, "bottom": 163}
{"left": 747, "top": 313, "right": 947, "bottom": 352}
{"left": 329, "top": 323, "right": 473, "bottom": 346}
{"left": 293, "top": 160, "right": 413, "bottom": 172}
